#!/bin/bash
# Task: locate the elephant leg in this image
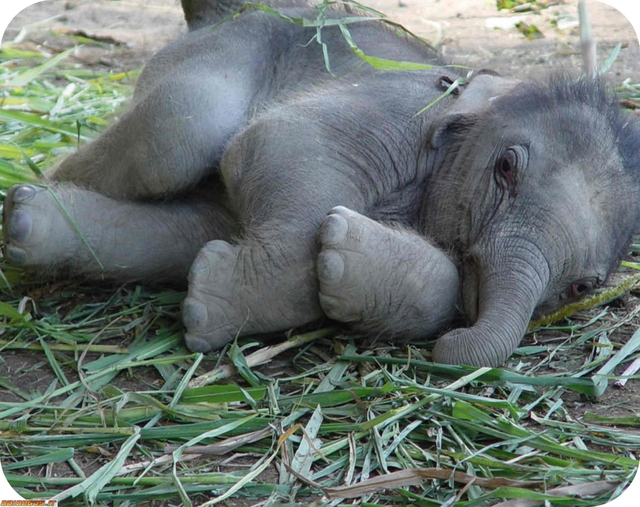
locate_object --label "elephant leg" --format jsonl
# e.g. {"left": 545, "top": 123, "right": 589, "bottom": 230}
{"left": 49, "top": 68, "right": 252, "bottom": 200}
{"left": 182, "top": 235, "right": 323, "bottom": 352}
{"left": 2, "top": 183, "right": 237, "bottom": 284}
{"left": 317, "top": 206, "right": 460, "bottom": 339}
{"left": 181, "top": 124, "right": 372, "bottom": 352}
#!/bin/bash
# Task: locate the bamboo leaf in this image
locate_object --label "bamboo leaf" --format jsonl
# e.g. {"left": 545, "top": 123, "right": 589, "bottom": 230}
{"left": 6, "top": 48, "right": 75, "bottom": 86}
{"left": 338, "top": 24, "right": 436, "bottom": 71}
{"left": 339, "top": 354, "right": 604, "bottom": 396}
{"left": 52, "top": 426, "right": 141, "bottom": 504}
{"left": 599, "top": 43, "right": 622, "bottom": 75}
{"left": 1, "top": 448, "right": 74, "bottom": 470}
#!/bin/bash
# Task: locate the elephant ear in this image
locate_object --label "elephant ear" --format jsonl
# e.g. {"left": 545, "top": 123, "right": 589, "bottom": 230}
{"left": 430, "top": 74, "right": 521, "bottom": 149}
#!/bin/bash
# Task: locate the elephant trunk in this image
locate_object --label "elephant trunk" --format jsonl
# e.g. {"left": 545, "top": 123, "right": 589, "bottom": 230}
{"left": 432, "top": 247, "right": 550, "bottom": 367}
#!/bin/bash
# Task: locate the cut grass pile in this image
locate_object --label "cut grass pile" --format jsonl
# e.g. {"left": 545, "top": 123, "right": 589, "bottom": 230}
{"left": 1, "top": 34, "right": 640, "bottom": 507}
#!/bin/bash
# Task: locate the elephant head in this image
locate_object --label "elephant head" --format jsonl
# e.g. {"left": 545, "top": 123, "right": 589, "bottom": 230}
{"left": 423, "top": 74, "right": 640, "bottom": 367}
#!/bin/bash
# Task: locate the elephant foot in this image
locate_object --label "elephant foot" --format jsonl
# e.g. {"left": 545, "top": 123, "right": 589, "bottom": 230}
{"left": 183, "top": 240, "right": 246, "bottom": 352}
{"left": 317, "top": 206, "right": 379, "bottom": 324}
{"left": 2, "top": 184, "right": 80, "bottom": 267}
{"left": 183, "top": 238, "right": 320, "bottom": 353}
{"left": 317, "top": 206, "right": 460, "bottom": 338}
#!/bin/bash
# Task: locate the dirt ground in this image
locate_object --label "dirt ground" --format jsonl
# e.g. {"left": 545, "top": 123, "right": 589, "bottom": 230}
{"left": 3, "top": 0, "right": 640, "bottom": 80}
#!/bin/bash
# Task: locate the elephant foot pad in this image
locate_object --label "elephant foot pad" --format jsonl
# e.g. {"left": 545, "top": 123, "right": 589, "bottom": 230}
{"left": 2, "top": 184, "right": 75, "bottom": 267}
{"left": 317, "top": 206, "right": 393, "bottom": 324}
{"left": 183, "top": 240, "right": 246, "bottom": 353}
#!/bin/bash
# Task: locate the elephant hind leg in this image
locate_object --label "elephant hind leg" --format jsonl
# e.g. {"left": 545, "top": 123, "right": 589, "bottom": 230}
{"left": 183, "top": 235, "right": 324, "bottom": 353}
{"left": 49, "top": 68, "right": 253, "bottom": 201}
{"left": 317, "top": 206, "right": 460, "bottom": 340}
{"left": 2, "top": 182, "right": 237, "bottom": 284}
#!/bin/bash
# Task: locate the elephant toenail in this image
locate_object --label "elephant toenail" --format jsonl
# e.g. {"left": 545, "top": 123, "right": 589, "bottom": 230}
{"left": 182, "top": 297, "right": 209, "bottom": 332}
{"left": 188, "top": 254, "right": 210, "bottom": 282}
{"left": 320, "top": 214, "right": 349, "bottom": 245}
{"left": 12, "top": 185, "right": 36, "bottom": 203}
{"left": 9, "top": 210, "right": 33, "bottom": 243}
{"left": 318, "top": 249, "right": 345, "bottom": 282}
{"left": 4, "top": 245, "right": 27, "bottom": 265}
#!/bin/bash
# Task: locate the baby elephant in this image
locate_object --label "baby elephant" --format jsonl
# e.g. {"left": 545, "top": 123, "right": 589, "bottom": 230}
{"left": 3, "top": 0, "right": 640, "bottom": 367}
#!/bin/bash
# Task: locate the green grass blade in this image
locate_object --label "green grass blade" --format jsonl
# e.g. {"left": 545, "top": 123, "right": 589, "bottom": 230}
{"left": 6, "top": 48, "right": 75, "bottom": 87}
{"left": 51, "top": 426, "right": 141, "bottom": 503}
{"left": 1, "top": 448, "right": 74, "bottom": 471}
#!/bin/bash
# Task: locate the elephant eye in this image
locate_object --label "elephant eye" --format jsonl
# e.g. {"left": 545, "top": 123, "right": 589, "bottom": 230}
{"left": 498, "top": 150, "right": 517, "bottom": 181}
{"left": 571, "top": 279, "right": 595, "bottom": 297}
{"left": 495, "top": 147, "right": 523, "bottom": 194}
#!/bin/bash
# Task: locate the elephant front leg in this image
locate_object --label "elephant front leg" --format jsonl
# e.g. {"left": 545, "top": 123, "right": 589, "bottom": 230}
{"left": 317, "top": 206, "right": 460, "bottom": 340}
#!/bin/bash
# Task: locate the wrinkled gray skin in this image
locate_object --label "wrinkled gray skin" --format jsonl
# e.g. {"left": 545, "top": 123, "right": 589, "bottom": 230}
{"left": 3, "top": 0, "right": 640, "bottom": 367}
